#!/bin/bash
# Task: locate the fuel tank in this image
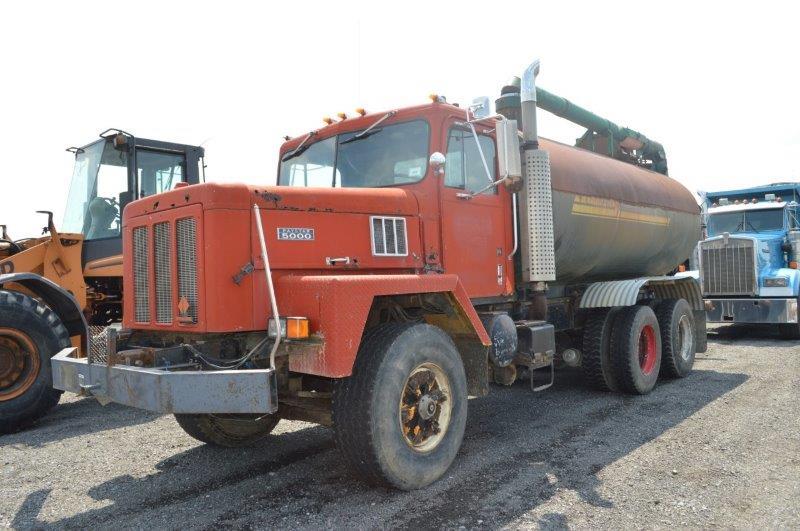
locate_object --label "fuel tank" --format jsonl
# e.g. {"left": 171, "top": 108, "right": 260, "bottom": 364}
{"left": 539, "top": 137, "right": 700, "bottom": 284}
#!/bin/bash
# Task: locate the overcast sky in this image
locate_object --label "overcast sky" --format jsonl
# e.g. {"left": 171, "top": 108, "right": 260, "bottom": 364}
{"left": 1, "top": 1, "right": 798, "bottom": 237}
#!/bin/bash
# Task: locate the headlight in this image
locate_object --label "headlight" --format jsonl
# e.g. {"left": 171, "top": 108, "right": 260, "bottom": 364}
{"left": 764, "top": 277, "right": 789, "bottom": 288}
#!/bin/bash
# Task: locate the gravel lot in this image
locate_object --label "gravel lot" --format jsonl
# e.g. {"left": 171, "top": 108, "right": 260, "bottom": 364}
{"left": 2, "top": 325, "right": 798, "bottom": 529}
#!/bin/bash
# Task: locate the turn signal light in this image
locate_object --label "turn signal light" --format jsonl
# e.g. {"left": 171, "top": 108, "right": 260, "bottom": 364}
{"left": 790, "top": 261, "right": 798, "bottom": 270}
{"left": 268, "top": 317, "right": 310, "bottom": 339}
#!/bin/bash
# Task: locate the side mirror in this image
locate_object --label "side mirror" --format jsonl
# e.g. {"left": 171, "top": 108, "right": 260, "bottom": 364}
{"left": 470, "top": 96, "right": 491, "bottom": 119}
{"left": 497, "top": 119, "right": 521, "bottom": 182}
{"left": 429, "top": 152, "right": 446, "bottom": 176}
{"left": 119, "top": 190, "right": 133, "bottom": 214}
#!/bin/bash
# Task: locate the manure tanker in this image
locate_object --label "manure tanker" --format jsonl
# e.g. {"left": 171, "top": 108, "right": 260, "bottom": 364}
{"left": 52, "top": 59, "right": 706, "bottom": 490}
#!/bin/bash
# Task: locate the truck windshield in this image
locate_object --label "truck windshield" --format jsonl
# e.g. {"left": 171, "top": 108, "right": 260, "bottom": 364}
{"left": 278, "top": 120, "right": 429, "bottom": 188}
{"left": 62, "top": 139, "right": 128, "bottom": 240}
{"left": 707, "top": 208, "right": 784, "bottom": 235}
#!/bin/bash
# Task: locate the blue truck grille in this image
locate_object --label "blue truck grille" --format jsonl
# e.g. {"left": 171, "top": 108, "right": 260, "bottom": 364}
{"left": 700, "top": 238, "right": 757, "bottom": 296}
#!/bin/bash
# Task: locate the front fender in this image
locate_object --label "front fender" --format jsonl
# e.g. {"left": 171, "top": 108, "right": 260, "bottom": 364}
{"left": 275, "top": 274, "right": 489, "bottom": 378}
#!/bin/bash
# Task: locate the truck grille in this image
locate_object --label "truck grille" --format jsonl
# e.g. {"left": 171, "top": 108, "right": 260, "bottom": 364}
{"left": 176, "top": 218, "right": 198, "bottom": 322}
{"left": 700, "top": 238, "right": 756, "bottom": 296}
{"left": 133, "top": 227, "right": 150, "bottom": 322}
{"left": 371, "top": 216, "right": 407, "bottom": 256}
{"left": 154, "top": 222, "right": 173, "bottom": 324}
{"left": 131, "top": 217, "right": 198, "bottom": 325}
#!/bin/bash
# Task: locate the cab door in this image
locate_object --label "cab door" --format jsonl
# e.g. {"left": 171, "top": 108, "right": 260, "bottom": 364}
{"left": 438, "top": 122, "right": 510, "bottom": 298}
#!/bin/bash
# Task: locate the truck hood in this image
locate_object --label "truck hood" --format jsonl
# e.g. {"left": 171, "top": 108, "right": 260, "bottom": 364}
{"left": 123, "top": 183, "right": 420, "bottom": 220}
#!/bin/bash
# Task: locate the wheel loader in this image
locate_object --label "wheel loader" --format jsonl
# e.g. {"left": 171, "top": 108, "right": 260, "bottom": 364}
{"left": 0, "top": 129, "right": 204, "bottom": 432}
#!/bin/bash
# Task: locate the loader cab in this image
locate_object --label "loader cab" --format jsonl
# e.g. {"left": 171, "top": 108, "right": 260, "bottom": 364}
{"left": 63, "top": 130, "right": 204, "bottom": 263}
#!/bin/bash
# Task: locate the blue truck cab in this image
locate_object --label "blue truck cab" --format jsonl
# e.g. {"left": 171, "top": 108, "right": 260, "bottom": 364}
{"left": 692, "top": 182, "right": 800, "bottom": 338}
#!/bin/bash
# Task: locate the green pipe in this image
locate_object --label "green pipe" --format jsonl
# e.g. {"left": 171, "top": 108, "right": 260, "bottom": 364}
{"left": 495, "top": 85, "right": 668, "bottom": 175}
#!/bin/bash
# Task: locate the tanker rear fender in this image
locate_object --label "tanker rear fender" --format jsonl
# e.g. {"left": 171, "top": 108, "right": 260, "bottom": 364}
{"left": 578, "top": 276, "right": 704, "bottom": 311}
{"left": 577, "top": 276, "right": 706, "bottom": 352}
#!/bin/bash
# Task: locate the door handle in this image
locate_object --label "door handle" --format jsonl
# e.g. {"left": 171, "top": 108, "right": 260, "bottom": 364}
{"left": 326, "top": 257, "right": 351, "bottom": 266}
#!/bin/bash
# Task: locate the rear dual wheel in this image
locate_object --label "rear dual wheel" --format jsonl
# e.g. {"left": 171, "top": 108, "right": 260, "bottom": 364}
{"left": 610, "top": 305, "right": 662, "bottom": 395}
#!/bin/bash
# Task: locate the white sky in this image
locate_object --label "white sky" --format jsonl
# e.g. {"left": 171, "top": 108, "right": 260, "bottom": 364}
{"left": 1, "top": 0, "right": 798, "bottom": 237}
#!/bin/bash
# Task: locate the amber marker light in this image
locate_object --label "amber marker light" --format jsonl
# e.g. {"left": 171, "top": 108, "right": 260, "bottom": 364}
{"left": 337, "top": 112, "right": 348, "bottom": 120}
{"left": 322, "top": 116, "right": 334, "bottom": 124}
{"left": 268, "top": 317, "right": 310, "bottom": 339}
{"left": 286, "top": 317, "right": 310, "bottom": 339}
{"left": 355, "top": 107, "right": 366, "bottom": 116}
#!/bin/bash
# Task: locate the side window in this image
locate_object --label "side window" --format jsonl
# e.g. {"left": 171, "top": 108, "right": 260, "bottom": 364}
{"left": 445, "top": 128, "right": 497, "bottom": 194}
{"left": 137, "top": 150, "right": 185, "bottom": 198}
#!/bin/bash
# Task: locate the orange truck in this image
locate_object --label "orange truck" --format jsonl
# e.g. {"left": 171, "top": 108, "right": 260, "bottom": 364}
{"left": 52, "top": 60, "right": 705, "bottom": 489}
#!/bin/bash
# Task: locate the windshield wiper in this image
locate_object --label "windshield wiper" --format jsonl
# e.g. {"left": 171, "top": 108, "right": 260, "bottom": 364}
{"left": 281, "top": 131, "right": 317, "bottom": 162}
{"left": 340, "top": 110, "right": 397, "bottom": 145}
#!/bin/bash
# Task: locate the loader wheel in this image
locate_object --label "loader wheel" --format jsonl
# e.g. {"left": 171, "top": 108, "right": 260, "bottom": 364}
{"left": 174, "top": 413, "right": 280, "bottom": 447}
{"left": 655, "top": 299, "right": 696, "bottom": 378}
{"left": 610, "top": 305, "right": 662, "bottom": 395}
{"left": 0, "top": 290, "right": 69, "bottom": 433}
{"left": 581, "top": 307, "right": 622, "bottom": 392}
{"left": 332, "top": 323, "right": 467, "bottom": 490}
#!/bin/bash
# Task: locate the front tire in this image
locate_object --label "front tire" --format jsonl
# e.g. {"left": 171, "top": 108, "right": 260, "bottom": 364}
{"left": 778, "top": 323, "right": 800, "bottom": 340}
{"left": 174, "top": 413, "right": 279, "bottom": 447}
{"left": 610, "top": 305, "right": 662, "bottom": 395}
{"left": 0, "top": 290, "right": 69, "bottom": 433}
{"left": 332, "top": 323, "right": 467, "bottom": 490}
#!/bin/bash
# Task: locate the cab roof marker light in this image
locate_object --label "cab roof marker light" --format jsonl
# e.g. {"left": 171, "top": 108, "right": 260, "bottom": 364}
{"left": 355, "top": 108, "right": 366, "bottom": 116}
{"left": 337, "top": 112, "right": 348, "bottom": 121}
{"left": 322, "top": 117, "right": 333, "bottom": 124}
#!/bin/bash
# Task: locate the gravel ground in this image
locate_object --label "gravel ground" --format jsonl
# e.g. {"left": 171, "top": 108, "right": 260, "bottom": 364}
{"left": 1, "top": 325, "right": 798, "bottom": 529}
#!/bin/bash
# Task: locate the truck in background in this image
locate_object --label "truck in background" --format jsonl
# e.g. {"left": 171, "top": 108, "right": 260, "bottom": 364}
{"left": 51, "top": 59, "right": 706, "bottom": 490}
{"left": 692, "top": 182, "right": 800, "bottom": 338}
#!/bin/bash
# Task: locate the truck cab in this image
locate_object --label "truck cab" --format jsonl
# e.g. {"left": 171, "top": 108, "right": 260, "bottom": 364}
{"left": 694, "top": 183, "right": 800, "bottom": 338}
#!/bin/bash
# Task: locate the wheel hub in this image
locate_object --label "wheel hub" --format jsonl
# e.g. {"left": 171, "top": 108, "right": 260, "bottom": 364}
{"left": 399, "top": 363, "right": 452, "bottom": 453}
{"left": 638, "top": 325, "right": 657, "bottom": 376}
{"left": 0, "top": 328, "right": 40, "bottom": 401}
{"left": 677, "top": 315, "right": 694, "bottom": 361}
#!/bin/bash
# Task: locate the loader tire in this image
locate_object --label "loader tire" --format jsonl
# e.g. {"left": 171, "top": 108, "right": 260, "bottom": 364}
{"left": 0, "top": 290, "right": 69, "bottom": 434}
{"left": 610, "top": 305, "right": 662, "bottom": 395}
{"left": 655, "top": 299, "right": 696, "bottom": 378}
{"left": 332, "top": 323, "right": 467, "bottom": 490}
{"left": 581, "top": 307, "right": 622, "bottom": 392}
{"left": 174, "top": 413, "right": 280, "bottom": 447}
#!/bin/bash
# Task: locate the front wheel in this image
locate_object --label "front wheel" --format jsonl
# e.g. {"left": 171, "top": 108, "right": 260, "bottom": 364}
{"left": 332, "top": 323, "right": 468, "bottom": 490}
{"left": 174, "top": 413, "right": 279, "bottom": 447}
{"left": 778, "top": 323, "right": 800, "bottom": 340}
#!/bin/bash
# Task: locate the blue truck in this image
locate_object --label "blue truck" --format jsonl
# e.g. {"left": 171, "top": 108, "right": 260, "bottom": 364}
{"left": 690, "top": 182, "right": 800, "bottom": 338}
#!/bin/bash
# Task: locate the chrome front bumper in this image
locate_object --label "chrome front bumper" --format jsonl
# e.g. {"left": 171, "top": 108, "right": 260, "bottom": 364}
{"left": 705, "top": 298, "right": 799, "bottom": 324}
{"left": 51, "top": 348, "right": 278, "bottom": 414}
